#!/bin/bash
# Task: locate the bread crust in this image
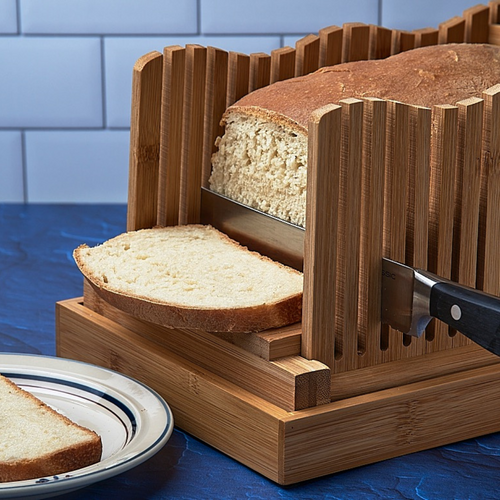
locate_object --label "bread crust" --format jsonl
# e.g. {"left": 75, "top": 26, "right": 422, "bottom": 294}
{"left": 224, "top": 43, "right": 500, "bottom": 130}
{"left": 74, "top": 225, "right": 303, "bottom": 333}
{"left": 83, "top": 277, "right": 302, "bottom": 333}
{"left": 0, "top": 440, "right": 102, "bottom": 483}
{"left": 0, "top": 375, "right": 102, "bottom": 483}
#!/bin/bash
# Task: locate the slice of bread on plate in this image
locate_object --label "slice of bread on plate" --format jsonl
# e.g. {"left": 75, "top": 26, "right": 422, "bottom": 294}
{"left": 74, "top": 224, "right": 303, "bottom": 333}
{"left": 0, "top": 374, "right": 102, "bottom": 482}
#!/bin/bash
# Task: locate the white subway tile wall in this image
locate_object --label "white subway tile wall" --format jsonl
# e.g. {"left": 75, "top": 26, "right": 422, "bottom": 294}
{"left": 381, "top": 0, "right": 475, "bottom": 31}
{"left": 20, "top": 0, "right": 198, "bottom": 34}
{"left": 0, "top": 37, "right": 103, "bottom": 128}
{"left": 199, "top": 0, "right": 378, "bottom": 34}
{"left": 0, "top": 0, "right": 17, "bottom": 34}
{"left": 0, "top": 0, "right": 481, "bottom": 202}
{"left": 25, "top": 131, "right": 130, "bottom": 202}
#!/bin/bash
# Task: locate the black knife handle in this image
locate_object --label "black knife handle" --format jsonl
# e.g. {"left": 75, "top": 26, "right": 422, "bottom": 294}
{"left": 430, "top": 282, "right": 500, "bottom": 356}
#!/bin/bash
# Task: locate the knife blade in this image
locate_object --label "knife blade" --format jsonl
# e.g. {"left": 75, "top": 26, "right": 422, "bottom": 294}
{"left": 200, "top": 188, "right": 500, "bottom": 357}
{"left": 200, "top": 187, "right": 305, "bottom": 270}
{"left": 381, "top": 258, "right": 500, "bottom": 356}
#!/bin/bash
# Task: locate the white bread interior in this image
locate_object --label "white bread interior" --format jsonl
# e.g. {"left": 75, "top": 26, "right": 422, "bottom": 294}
{"left": 0, "top": 374, "right": 102, "bottom": 482}
{"left": 210, "top": 112, "right": 308, "bottom": 227}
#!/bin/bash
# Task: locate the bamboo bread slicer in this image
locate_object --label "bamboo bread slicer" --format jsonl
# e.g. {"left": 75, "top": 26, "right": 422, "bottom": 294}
{"left": 57, "top": 3, "right": 500, "bottom": 485}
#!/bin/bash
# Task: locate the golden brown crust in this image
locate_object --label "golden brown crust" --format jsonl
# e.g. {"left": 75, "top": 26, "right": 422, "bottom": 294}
{"left": 0, "top": 375, "right": 102, "bottom": 483}
{"left": 84, "top": 277, "right": 302, "bottom": 333}
{"left": 225, "top": 43, "right": 500, "bottom": 130}
{"left": 223, "top": 106, "right": 307, "bottom": 135}
{"left": 0, "top": 440, "right": 102, "bottom": 482}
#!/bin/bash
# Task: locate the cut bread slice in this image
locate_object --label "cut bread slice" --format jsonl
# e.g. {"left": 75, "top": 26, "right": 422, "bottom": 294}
{"left": 74, "top": 224, "right": 303, "bottom": 333}
{"left": 0, "top": 374, "right": 102, "bottom": 482}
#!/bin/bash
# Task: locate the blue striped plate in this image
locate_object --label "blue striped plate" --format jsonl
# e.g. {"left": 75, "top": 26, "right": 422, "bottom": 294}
{"left": 0, "top": 353, "right": 173, "bottom": 499}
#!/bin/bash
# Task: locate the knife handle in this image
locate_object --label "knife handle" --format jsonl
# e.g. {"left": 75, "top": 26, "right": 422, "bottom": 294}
{"left": 430, "top": 282, "right": 500, "bottom": 356}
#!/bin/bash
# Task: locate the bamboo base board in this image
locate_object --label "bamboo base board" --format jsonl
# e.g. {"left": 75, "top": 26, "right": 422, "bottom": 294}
{"left": 57, "top": 297, "right": 500, "bottom": 485}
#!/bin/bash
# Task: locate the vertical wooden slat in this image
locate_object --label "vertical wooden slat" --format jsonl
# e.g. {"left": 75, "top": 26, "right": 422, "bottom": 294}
{"left": 406, "top": 105, "right": 431, "bottom": 357}
{"left": 127, "top": 51, "right": 163, "bottom": 232}
{"left": 488, "top": 2, "right": 500, "bottom": 44}
{"left": 384, "top": 102, "right": 410, "bottom": 265}
{"left": 489, "top": 24, "right": 500, "bottom": 44}
{"left": 382, "top": 101, "right": 410, "bottom": 359}
{"left": 407, "top": 106, "right": 431, "bottom": 271}
{"left": 452, "top": 97, "right": 483, "bottom": 347}
{"left": 438, "top": 16, "right": 466, "bottom": 44}
{"left": 295, "top": 34, "right": 320, "bottom": 77}
{"left": 226, "top": 52, "right": 250, "bottom": 108}
{"left": 342, "top": 23, "right": 370, "bottom": 62}
{"left": 357, "top": 98, "right": 386, "bottom": 368}
{"left": 478, "top": 85, "right": 500, "bottom": 297}
{"left": 369, "top": 25, "right": 392, "bottom": 60}
{"left": 270, "top": 46, "right": 296, "bottom": 84}
{"left": 319, "top": 25, "right": 343, "bottom": 67}
{"left": 427, "top": 104, "right": 458, "bottom": 351}
{"left": 249, "top": 52, "right": 271, "bottom": 92}
{"left": 179, "top": 45, "right": 207, "bottom": 225}
{"left": 464, "top": 4, "right": 490, "bottom": 42}
{"left": 302, "top": 104, "right": 342, "bottom": 370}
{"left": 489, "top": 1, "right": 500, "bottom": 24}
{"left": 414, "top": 27, "right": 439, "bottom": 47}
{"left": 396, "top": 31, "right": 416, "bottom": 53}
{"left": 157, "top": 46, "right": 185, "bottom": 227}
{"left": 335, "top": 98, "right": 364, "bottom": 372}
{"left": 202, "top": 47, "right": 228, "bottom": 188}
{"left": 452, "top": 98, "right": 484, "bottom": 286}
{"left": 390, "top": 31, "right": 399, "bottom": 55}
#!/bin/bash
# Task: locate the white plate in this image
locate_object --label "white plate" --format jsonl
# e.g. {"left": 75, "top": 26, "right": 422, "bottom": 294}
{"left": 0, "top": 353, "right": 174, "bottom": 499}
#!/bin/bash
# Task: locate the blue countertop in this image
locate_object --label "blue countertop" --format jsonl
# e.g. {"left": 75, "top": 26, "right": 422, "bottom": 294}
{"left": 2, "top": 204, "right": 500, "bottom": 500}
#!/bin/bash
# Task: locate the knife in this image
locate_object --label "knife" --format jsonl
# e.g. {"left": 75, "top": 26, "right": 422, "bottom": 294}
{"left": 200, "top": 187, "right": 305, "bottom": 270}
{"left": 381, "top": 258, "right": 500, "bottom": 356}
{"left": 201, "top": 188, "right": 500, "bottom": 357}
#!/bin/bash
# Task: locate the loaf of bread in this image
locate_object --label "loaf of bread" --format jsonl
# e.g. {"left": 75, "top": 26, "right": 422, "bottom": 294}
{"left": 0, "top": 374, "right": 102, "bottom": 482}
{"left": 74, "top": 224, "right": 303, "bottom": 333}
{"left": 209, "top": 43, "right": 500, "bottom": 226}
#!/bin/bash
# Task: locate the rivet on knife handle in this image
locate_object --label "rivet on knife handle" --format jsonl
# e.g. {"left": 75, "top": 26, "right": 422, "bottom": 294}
{"left": 429, "top": 282, "right": 500, "bottom": 356}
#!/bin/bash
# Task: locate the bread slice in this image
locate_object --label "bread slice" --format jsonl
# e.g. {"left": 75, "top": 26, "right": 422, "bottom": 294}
{"left": 0, "top": 374, "right": 102, "bottom": 482}
{"left": 74, "top": 224, "right": 303, "bottom": 333}
{"left": 209, "top": 43, "right": 500, "bottom": 226}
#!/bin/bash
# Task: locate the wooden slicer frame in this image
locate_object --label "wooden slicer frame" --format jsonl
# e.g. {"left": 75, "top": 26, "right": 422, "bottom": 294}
{"left": 57, "top": 3, "right": 500, "bottom": 485}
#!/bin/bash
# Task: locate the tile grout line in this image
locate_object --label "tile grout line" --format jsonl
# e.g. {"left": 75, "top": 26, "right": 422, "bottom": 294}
{"left": 15, "top": 0, "right": 21, "bottom": 34}
{"left": 197, "top": 0, "right": 202, "bottom": 35}
{"left": 100, "top": 36, "right": 107, "bottom": 129}
{"left": 17, "top": 2, "right": 27, "bottom": 202}
{"left": 20, "top": 130, "right": 28, "bottom": 203}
